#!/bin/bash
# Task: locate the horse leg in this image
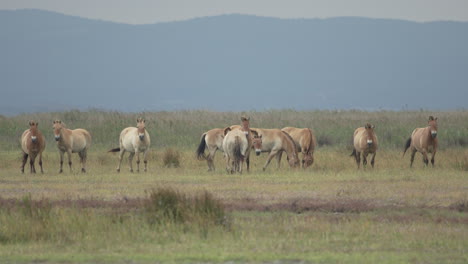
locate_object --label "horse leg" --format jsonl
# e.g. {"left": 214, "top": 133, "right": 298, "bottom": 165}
{"left": 39, "top": 152, "right": 44, "bottom": 173}
{"left": 29, "top": 154, "right": 36, "bottom": 174}
{"left": 410, "top": 148, "right": 417, "bottom": 168}
{"left": 431, "top": 149, "right": 436, "bottom": 167}
{"left": 275, "top": 151, "right": 283, "bottom": 169}
{"left": 207, "top": 147, "right": 217, "bottom": 171}
{"left": 59, "top": 150, "right": 65, "bottom": 173}
{"left": 143, "top": 150, "right": 148, "bottom": 172}
{"left": 135, "top": 151, "right": 141, "bottom": 173}
{"left": 370, "top": 152, "right": 376, "bottom": 168}
{"left": 128, "top": 152, "right": 135, "bottom": 173}
{"left": 362, "top": 152, "right": 368, "bottom": 168}
{"left": 422, "top": 150, "right": 429, "bottom": 166}
{"left": 263, "top": 150, "right": 278, "bottom": 171}
{"left": 355, "top": 151, "right": 361, "bottom": 169}
{"left": 67, "top": 150, "right": 73, "bottom": 172}
{"left": 117, "top": 149, "right": 125, "bottom": 172}
{"left": 21, "top": 153, "right": 28, "bottom": 174}
{"left": 78, "top": 150, "right": 87, "bottom": 173}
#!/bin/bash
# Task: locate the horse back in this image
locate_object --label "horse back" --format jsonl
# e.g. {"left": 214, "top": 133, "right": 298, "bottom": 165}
{"left": 70, "top": 128, "right": 91, "bottom": 151}
{"left": 411, "top": 127, "right": 435, "bottom": 151}
{"left": 205, "top": 128, "right": 225, "bottom": 150}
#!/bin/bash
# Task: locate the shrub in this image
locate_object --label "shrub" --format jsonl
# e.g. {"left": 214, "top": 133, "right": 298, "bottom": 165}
{"left": 162, "top": 148, "right": 181, "bottom": 168}
{"left": 144, "top": 188, "right": 226, "bottom": 227}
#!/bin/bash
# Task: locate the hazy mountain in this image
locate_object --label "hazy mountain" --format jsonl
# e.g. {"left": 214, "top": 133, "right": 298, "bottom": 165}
{"left": 1, "top": 9, "right": 467, "bottom": 115}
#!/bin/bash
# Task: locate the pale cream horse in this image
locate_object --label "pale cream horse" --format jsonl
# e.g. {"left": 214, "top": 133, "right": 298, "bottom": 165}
{"left": 281, "top": 127, "right": 317, "bottom": 168}
{"left": 53, "top": 120, "right": 92, "bottom": 173}
{"left": 21, "top": 121, "right": 46, "bottom": 173}
{"left": 196, "top": 128, "right": 226, "bottom": 171}
{"left": 247, "top": 128, "right": 300, "bottom": 171}
{"left": 350, "top": 123, "right": 378, "bottom": 169}
{"left": 222, "top": 127, "right": 250, "bottom": 174}
{"left": 109, "top": 118, "right": 150, "bottom": 173}
{"left": 403, "top": 116, "right": 438, "bottom": 167}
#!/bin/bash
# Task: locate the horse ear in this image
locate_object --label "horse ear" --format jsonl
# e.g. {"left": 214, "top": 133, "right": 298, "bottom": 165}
{"left": 223, "top": 127, "right": 231, "bottom": 136}
{"left": 428, "top": 116, "right": 434, "bottom": 121}
{"left": 435, "top": 117, "right": 438, "bottom": 121}
{"left": 250, "top": 129, "right": 258, "bottom": 137}
{"left": 371, "top": 125, "right": 375, "bottom": 129}
{"left": 29, "top": 121, "right": 32, "bottom": 126}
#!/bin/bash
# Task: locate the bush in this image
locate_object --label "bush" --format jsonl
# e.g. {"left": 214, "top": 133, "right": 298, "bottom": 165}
{"left": 144, "top": 188, "right": 226, "bottom": 227}
{"left": 162, "top": 148, "right": 181, "bottom": 168}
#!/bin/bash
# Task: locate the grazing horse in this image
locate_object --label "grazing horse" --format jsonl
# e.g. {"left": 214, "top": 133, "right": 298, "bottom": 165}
{"left": 53, "top": 120, "right": 92, "bottom": 173}
{"left": 20, "top": 121, "right": 46, "bottom": 173}
{"left": 281, "top": 127, "right": 317, "bottom": 168}
{"left": 196, "top": 128, "right": 226, "bottom": 171}
{"left": 403, "top": 116, "right": 438, "bottom": 167}
{"left": 350, "top": 123, "right": 378, "bottom": 169}
{"left": 222, "top": 128, "right": 250, "bottom": 174}
{"left": 248, "top": 128, "right": 300, "bottom": 171}
{"left": 108, "top": 118, "right": 150, "bottom": 173}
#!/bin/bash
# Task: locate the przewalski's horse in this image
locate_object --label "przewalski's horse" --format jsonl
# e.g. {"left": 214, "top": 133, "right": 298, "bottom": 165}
{"left": 281, "top": 127, "right": 317, "bottom": 168}
{"left": 20, "top": 121, "right": 46, "bottom": 173}
{"left": 222, "top": 127, "right": 250, "bottom": 174}
{"left": 196, "top": 128, "right": 226, "bottom": 171}
{"left": 403, "top": 116, "right": 438, "bottom": 167}
{"left": 251, "top": 128, "right": 300, "bottom": 171}
{"left": 53, "top": 120, "right": 92, "bottom": 173}
{"left": 229, "top": 124, "right": 263, "bottom": 172}
{"left": 108, "top": 118, "right": 150, "bottom": 173}
{"left": 350, "top": 123, "right": 378, "bottom": 169}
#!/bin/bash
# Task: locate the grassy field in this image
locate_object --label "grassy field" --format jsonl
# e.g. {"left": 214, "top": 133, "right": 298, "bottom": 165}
{"left": 0, "top": 110, "right": 467, "bottom": 263}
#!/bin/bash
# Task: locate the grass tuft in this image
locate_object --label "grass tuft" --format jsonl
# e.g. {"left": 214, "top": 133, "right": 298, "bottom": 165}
{"left": 162, "top": 148, "right": 181, "bottom": 168}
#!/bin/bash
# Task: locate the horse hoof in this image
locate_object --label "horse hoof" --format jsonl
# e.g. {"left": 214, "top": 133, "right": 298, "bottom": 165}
{"left": 81, "top": 168, "right": 86, "bottom": 173}
{"left": 59, "top": 170, "right": 63, "bottom": 173}
{"left": 116, "top": 169, "right": 120, "bottom": 173}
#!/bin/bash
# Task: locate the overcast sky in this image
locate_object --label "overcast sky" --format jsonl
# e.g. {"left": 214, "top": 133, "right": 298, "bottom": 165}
{"left": 1, "top": 0, "right": 468, "bottom": 24}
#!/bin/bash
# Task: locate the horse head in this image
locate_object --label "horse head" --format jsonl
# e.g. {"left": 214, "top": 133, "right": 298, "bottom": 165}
{"left": 302, "top": 153, "right": 314, "bottom": 168}
{"left": 29, "top": 121, "right": 39, "bottom": 143}
{"left": 137, "top": 118, "right": 146, "bottom": 141}
{"left": 428, "top": 116, "right": 438, "bottom": 138}
{"left": 250, "top": 129, "right": 262, "bottom": 156}
{"left": 364, "top": 123, "right": 376, "bottom": 147}
{"left": 53, "top": 120, "right": 63, "bottom": 141}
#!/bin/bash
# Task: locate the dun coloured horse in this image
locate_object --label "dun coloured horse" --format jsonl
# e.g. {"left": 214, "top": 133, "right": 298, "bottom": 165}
{"left": 350, "top": 123, "right": 378, "bottom": 169}
{"left": 53, "top": 120, "right": 92, "bottom": 173}
{"left": 20, "top": 121, "right": 46, "bottom": 173}
{"left": 222, "top": 128, "right": 250, "bottom": 174}
{"left": 109, "top": 118, "right": 150, "bottom": 173}
{"left": 196, "top": 128, "right": 226, "bottom": 171}
{"left": 403, "top": 116, "right": 438, "bottom": 167}
{"left": 248, "top": 128, "right": 300, "bottom": 171}
{"left": 281, "top": 127, "right": 316, "bottom": 168}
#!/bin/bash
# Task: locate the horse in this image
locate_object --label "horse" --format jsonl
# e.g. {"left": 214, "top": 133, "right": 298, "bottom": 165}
{"left": 222, "top": 127, "right": 250, "bottom": 174}
{"left": 108, "top": 118, "right": 150, "bottom": 173}
{"left": 20, "top": 121, "right": 46, "bottom": 173}
{"left": 196, "top": 128, "right": 226, "bottom": 171}
{"left": 53, "top": 120, "right": 92, "bottom": 173}
{"left": 350, "top": 123, "right": 378, "bottom": 169}
{"left": 281, "top": 127, "right": 317, "bottom": 168}
{"left": 403, "top": 116, "right": 438, "bottom": 167}
{"left": 197, "top": 127, "right": 262, "bottom": 171}
{"left": 245, "top": 128, "right": 299, "bottom": 171}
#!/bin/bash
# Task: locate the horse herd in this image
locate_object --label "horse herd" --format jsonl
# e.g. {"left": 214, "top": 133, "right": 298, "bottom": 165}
{"left": 19, "top": 116, "right": 439, "bottom": 174}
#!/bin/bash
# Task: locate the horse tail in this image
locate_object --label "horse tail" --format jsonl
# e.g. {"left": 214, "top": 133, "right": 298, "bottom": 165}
{"left": 196, "top": 133, "right": 207, "bottom": 160}
{"left": 108, "top": 148, "right": 120, "bottom": 153}
{"left": 350, "top": 149, "right": 356, "bottom": 157}
{"left": 234, "top": 136, "right": 244, "bottom": 162}
{"left": 403, "top": 138, "right": 411, "bottom": 157}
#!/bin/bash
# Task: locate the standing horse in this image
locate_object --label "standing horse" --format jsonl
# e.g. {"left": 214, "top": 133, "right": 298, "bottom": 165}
{"left": 53, "top": 120, "right": 92, "bottom": 173}
{"left": 196, "top": 128, "right": 226, "bottom": 171}
{"left": 350, "top": 123, "right": 378, "bottom": 169}
{"left": 20, "top": 121, "right": 46, "bottom": 173}
{"left": 250, "top": 128, "right": 300, "bottom": 171}
{"left": 403, "top": 116, "right": 438, "bottom": 167}
{"left": 109, "top": 118, "right": 150, "bottom": 173}
{"left": 281, "top": 127, "right": 317, "bottom": 168}
{"left": 222, "top": 127, "right": 250, "bottom": 174}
